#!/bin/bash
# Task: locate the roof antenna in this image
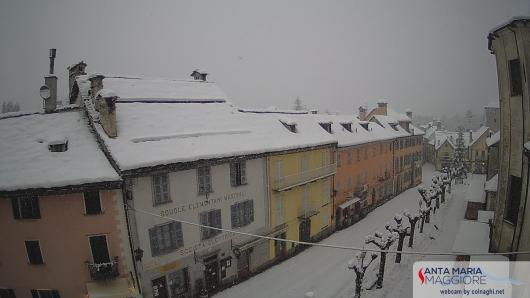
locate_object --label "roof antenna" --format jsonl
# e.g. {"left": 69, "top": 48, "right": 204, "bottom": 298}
{"left": 49, "top": 48, "right": 56, "bottom": 74}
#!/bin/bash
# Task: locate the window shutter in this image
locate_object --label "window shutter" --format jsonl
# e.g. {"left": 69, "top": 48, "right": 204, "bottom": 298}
{"left": 231, "top": 204, "right": 238, "bottom": 228}
{"left": 11, "top": 198, "right": 20, "bottom": 219}
{"left": 149, "top": 227, "right": 159, "bottom": 256}
{"left": 230, "top": 163, "right": 236, "bottom": 187}
{"left": 206, "top": 167, "right": 212, "bottom": 192}
{"left": 248, "top": 200, "right": 254, "bottom": 223}
{"left": 32, "top": 197, "right": 41, "bottom": 218}
{"left": 240, "top": 162, "right": 247, "bottom": 185}
{"left": 175, "top": 222, "right": 183, "bottom": 247}
{"left": 214, "top": 209, "right": 222, "bottom": 228}
{"left": 200, "top": 212, "right": 208, "bottom": 239}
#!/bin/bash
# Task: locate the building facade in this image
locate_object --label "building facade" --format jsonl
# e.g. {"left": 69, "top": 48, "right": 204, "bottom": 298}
{"left": 0, "top": 110, "right": 136, "bottom": 298}
{"left": 488, "top": 18, "right": 530, "bottom": 259}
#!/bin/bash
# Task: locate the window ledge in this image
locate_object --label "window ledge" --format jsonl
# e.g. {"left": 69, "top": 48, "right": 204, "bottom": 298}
{"left": 84, "top": 211, "right": 105, "bottom": 216}
{"left": 153, "top": 200, "right": 173, "bottom": 207}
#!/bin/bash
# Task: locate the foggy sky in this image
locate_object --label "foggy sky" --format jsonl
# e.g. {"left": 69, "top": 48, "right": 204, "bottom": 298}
{"left": 1, "top": 0, "right": 529, "bottom": 118}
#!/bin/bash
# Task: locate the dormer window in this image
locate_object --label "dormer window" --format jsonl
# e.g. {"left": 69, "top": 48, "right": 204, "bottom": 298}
{"left": 389, "top": 123, "right": 399, "bottom": 131}
{"left": 340, "top": 122, "right": 352, "bottom": 132}
{"left": 359, "top": 121, "right": 369, "bottom": 131}
{"left": 319, "top": 122, "right": 332, "bottom": 134}
{"left": 48, "top": 138, "right": 68, "bottom": 152}
{"left": 279, "top": 119, "right": 297, "bottom": 133}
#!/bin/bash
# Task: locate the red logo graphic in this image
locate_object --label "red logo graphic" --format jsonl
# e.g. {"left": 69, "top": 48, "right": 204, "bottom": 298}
{"left": 418, "top": 267, "right": 425, "bottom": 284}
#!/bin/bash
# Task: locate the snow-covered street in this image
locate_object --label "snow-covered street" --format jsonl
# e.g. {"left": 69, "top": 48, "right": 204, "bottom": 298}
{"left": 214, "top": 164, "right": 487, "bottom": 298}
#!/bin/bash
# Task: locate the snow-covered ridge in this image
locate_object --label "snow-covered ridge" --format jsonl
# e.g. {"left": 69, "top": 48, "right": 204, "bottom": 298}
{"left": 130, "top": 129, "right": 251, "bottom": 143}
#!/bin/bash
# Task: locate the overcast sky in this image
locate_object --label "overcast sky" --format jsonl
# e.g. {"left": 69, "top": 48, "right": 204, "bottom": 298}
{"left": 0, "top": 0, "right": 529, "bottom": 117}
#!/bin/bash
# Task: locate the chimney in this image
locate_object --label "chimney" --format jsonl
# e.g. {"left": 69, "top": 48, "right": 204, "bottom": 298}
{"left": 377, "top": 100, "right": 388, "bottom": 116}
{"left": 190, "top": 69, "right": 207, "bottom": 81}
{"left": 49, "top": 49, "right": 56, "bottom": 74}
{"left": 88, "top": 74, "right": 105, "bottom": 99}
{"left": 95, "top": 89, "right": 118, "bottom": 138}
{"left": 68, "top": 61, "right": 87, "bottom": 100}
{"left": 43, "top": 75, "right": 58, "bottom": 113}
{"left": 310, "top": 109, "right": 318, "bottom": 114}
{"left": 406, "top": 109, "right": 412, "bottom": 120}
{"left": 435, "top": 120, "right": 442, "bottom": 130}
{"left": 358, "top": 106, "right": 367, "bottom": 120}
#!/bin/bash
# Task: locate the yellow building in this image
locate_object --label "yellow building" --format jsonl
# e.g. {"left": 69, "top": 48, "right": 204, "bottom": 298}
{"left": 267, "top": 146, "right": 336, "bottom": 261}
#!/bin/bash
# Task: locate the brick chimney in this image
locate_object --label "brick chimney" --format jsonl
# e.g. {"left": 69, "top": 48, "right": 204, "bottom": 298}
{"left": 44, "top": 75, "right": 57, "bottom": 113}
{"left": 68, "top": 61, "right": 87, "bottom": 101}
{"left": 358, "top": 106, "right": 367, "bottom": 120}
{"left": 377, "top": 100, "right": 388, "bottom": 116}
{"left": 88, "top": 74, "right": 105, "bottom": 99}
{"left": 95, "top": 89, "right": 118, "bottom": 138}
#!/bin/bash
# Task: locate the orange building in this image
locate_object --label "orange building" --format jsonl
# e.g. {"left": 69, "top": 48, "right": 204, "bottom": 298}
{"left": 363, "top": 101, "right": 424, "bottom": 194}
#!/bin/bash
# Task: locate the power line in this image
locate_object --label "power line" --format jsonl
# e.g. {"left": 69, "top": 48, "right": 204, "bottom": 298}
{"left": 128, "top": 205, "right": 530, "bottom": 256}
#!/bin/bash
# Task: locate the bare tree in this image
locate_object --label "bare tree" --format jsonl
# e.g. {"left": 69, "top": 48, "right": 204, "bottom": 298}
{"left": 365, "top": 231, "right": 395, "bottom": 289}
{"left": 348, "top": 251, "right": 378, "bottom": 298}
{"left": 403, "top": 210, "right": 420, "bottom": 247}
{"left": 385, "top": 215, "right": 408, "bottom": 263}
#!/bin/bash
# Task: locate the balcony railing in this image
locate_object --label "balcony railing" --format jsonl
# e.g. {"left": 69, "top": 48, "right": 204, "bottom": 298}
{"left": 273, "top": 163, "right": 336, "bottom": 191}
{"left": 87, "top": 257, "right": 119, "bottom": 281}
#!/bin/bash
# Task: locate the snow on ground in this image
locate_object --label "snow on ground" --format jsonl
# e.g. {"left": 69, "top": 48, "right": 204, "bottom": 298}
{"left": 214, "top": 165, "right": 487, "bottom": 298}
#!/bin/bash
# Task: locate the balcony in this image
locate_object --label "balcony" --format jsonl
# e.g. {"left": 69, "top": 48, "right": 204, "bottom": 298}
{"left": 87, "top": 257, "right": 119, "bottom": 281}
{"left": 273, "top": 163, "right": 336, "bottom": 191}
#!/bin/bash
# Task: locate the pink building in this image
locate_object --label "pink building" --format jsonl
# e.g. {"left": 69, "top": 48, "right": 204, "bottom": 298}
{"left": 0, "top": 110, "right": 138, "bottom": 298}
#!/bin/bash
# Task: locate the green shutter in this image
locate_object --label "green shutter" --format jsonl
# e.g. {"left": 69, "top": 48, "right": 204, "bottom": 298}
{"left": 149, "top": 227, "right": 159, "bottom": 256}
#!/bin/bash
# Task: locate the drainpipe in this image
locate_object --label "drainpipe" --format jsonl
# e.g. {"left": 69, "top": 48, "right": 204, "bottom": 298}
{"left": 122, "top": 183, "right": 142, "bottom": 294}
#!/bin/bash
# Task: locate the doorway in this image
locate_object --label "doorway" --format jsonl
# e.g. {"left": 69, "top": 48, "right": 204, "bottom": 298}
{"left": 203, "top": 254, "right": 219, "bottom": 295}
{"left": 89, "top": 235, "right": 110, "bottom": 264}
{"left": 152, "top": 276, "right": 168, "bottom": 298}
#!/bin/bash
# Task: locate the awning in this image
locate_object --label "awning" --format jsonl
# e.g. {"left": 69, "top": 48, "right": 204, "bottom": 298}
{"left": 339, "top": 197, "right": 360, "bottom": 209}
{"left": 86, "top": 278, "right": 141, "bottom": 298}
{"left": 452, "top": 220, "right": 490, "bottom": 254}
{"left": 484, "top": 174, "right": 498, "bottom": 192}
{"left": 477, "top": 210, "right": 494, "bottom": 224}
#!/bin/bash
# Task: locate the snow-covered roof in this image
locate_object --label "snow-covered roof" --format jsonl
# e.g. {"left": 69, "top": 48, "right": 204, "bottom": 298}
{"left": 0, "top": 110, "right": 121, "bottom": 192}
{"left": 98, "top": 76, "right": 229, "bottom": 103}
{"left": 432, "top": 126, "right": 490, "bottom": 150}
{"left": 486, "top": 131, "right": 500, "bottom": 147}
{"left": 485, "top": 174, "right": 498, "bottom": 192}
{"left": 238, "top": 107, "right": 308, "bottom": 114}
{"left": 477, "top": 210, "right": 494, "bottom": 224}
{"left": 93, "top": 101, "right": 337, "bottom": 171}
{"left": 452, "top": 220, "right": 490, "bottom": 254}
{"left": 484, "top": 101, "right": 500, "bottom": 109}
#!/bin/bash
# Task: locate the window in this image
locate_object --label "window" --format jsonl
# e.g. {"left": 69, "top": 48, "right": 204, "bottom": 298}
{"left": 364, "top": 147, "right": 368, "bottom": 160}
{"left": 300, "top": 155, "right": 310, "bottom": 172}
{"left": 25, "top": 240, "right": 43, "bottom": 264}
{"left": 231, "top": 200, "right": 254, "bottom": 228}
{"left": 48, "top": 141, "right": 68, "bottom": 153}
{"left": 84, "top": 191, "right": 102, "bottom": 215}
{"left": 347, "top": 151, "right": 352, "bottom": 164}
{"left": 380, "top": 143, "right": 383, "bottom": 154}
{"left": 167, "top": 268, "right": 189, "bottom": 297}
{"left": 321, "top": 180, "right": 329, "bottom": 205}
{"left": 0, "top": 289, "right": 15, "bottom": 298}
{"left": 347, "top": 176, "right": 353, "bottom": 192}
{"left": 89, "top": 235, "right": 110, "bottom": 264}
{"left": 276, "top": 194, "right": 284, "bottom": 224}
{"left": 321, "top": 206, "right": 329, "bottom": 227}
{"left": 149, "top": 222, "right": 184, "bottom": 256}
{"left": 341, "top": 122, "right": 352, "bottom": 132}
{"left": 509, "top": 58, "right": 522, "bottom": 96}
{"left": 197, "top": 166, "right": 212, "bottom": 195}
{"left": 199, "top": 209, "right": 222, "bottom": 240}
{"left": 319, "top": 122, "right": 332, "bottom": 133}
{"left": 356, "top": 148, "right": 360, "bottom": 161}
{"left": 31, "top": 290, "right": 60, "bottom": 298}
{"left": 280, "top": 120, "right": 297, "bottom": 133}
{"left": 230, "top": 161, "right": 247, "bottom": 187}
{"left": 12, "top": 197, "right": 40, "bottom": 219}
{"left": 336, "top": 180, "right": 341, "bottom": 193}
{"left": 152, "top": 174, "right": 170, "bottom": 205}
{"left": 505, "top": 175, "right": 522, "bottom": 224}
{"left": 276, "top": 160, "right": 284, "bottom": 181}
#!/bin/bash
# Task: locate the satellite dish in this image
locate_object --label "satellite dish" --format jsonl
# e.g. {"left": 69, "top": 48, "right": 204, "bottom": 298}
{"left": 40, "top": 85, "right": 51, "bottom": 100}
